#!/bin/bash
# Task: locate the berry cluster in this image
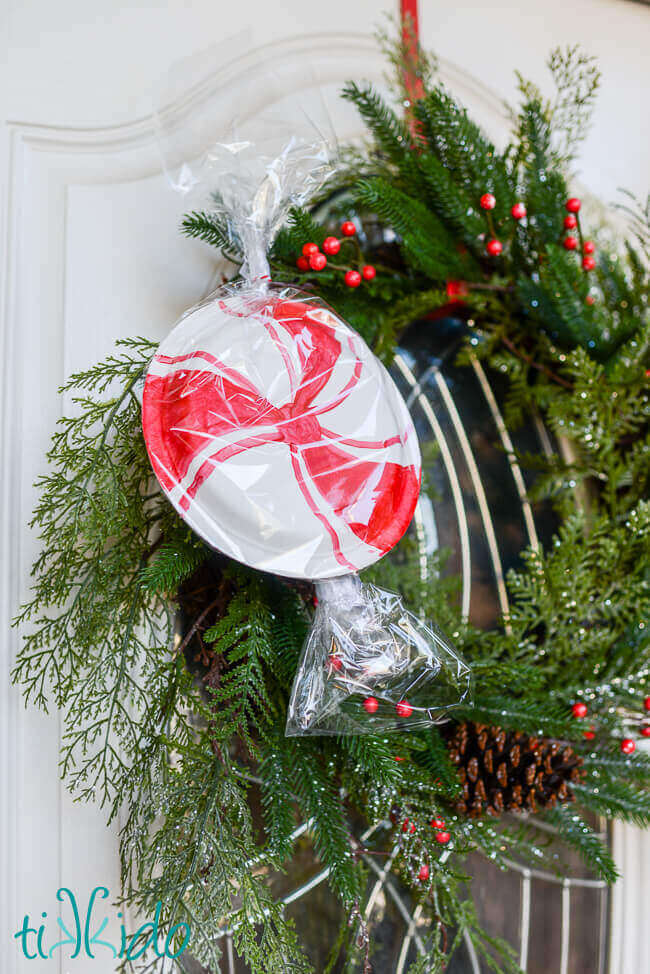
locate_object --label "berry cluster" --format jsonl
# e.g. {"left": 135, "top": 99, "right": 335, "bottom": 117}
{"left": 479, "top": 193, "right": 597, "bottom": 282}
{"left": 327, "top": 652, "right": 414, "bottom": 720}
{"left": 361, "top": 695, "right": 413, "bottom": 717}
{"left": 398, "top": 813, "right": 452, "bottom": 884}
{"left": 296, "top": 221, "right": 376, "bottom": 288}
{"left": 570, "top": 695, "right": 650, "bottom": 753}
{"left": 561, "top": 198, "right": 597, "bottom": 271}
{"left": 479, "top": 190, "right": 526, "bottom": 257}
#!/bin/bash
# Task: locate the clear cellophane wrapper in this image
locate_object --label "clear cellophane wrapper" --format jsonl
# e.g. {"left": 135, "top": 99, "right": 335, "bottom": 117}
{"left": 146, "top": 50, "right": 471, "bottom": 736}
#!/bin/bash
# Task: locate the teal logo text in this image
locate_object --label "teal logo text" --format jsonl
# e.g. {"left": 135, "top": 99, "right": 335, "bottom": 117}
{"left": 14, "top": 887, "right": 191, "bottom": 961}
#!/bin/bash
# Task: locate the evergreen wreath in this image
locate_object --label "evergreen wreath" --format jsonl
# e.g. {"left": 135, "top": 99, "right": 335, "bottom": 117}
{"left": 13, "top": 31, "right": 650, "bottom": 974}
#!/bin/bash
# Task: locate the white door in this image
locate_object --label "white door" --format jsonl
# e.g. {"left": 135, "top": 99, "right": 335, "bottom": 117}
{"left": 2, "top": 2, "right": 649, "bottom": 972}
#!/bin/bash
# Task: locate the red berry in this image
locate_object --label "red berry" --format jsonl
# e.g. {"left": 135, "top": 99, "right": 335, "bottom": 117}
{"left": 430, "top": 817, "right": 446, "bottom": 830}
{"left": 582, "top": 256, "right": 596, "bottom": 271}
{"left": 511, "top": 202, "right": 527, "bottom": 220}
{"left": 322, "top": 236, "right": 341, "bottom": 255}
{"left": 621, "top": 738, "right": 636, "bottom": 755}
{"left": 583, "top": 240, "right": 596, "bottom": 255}
{"left": 446, "top": 279, "right": 468, "bottom": 298}
{"left": 563, "top": 236, "right": 578, "bottom": 251}
{"left": 418, "top": 864, "right": 430, "bottom": 881}
{"left": 486, "top": 239, "right": 503, "bottom": 256}
{"left": 583, "top": 727, "right": 596, "bottom": 740}
{"left": 362, "top": 265, "right": 376, "bottom": 281}
{"left": 402, "top": 819, "right": 416, "bottom": 834}
{"left": 296, "top": 256, "right": 310, "bottom": 271}
{"left": 566, "top": 198, "right": 581, "bottom": 213}
{"left": 434, "top": 831, "right": 451, "bottom": 845}
{"left": 393, "top": 755, "right": 405, "bottom": 762}
{"left": 341, "top": 221, "right": 356, "bottom": 237}
{"left": 309, "top": 252, "right": 327, "bottom": 271}
{"left": 328, "top": 655, "right": 342, "bottom": 672}
{"left": 396, "top": 700, "right": 413, "bottom": 718}
{"left": 363, "top": 696, "right": 379, "bottom": 714}
{"left": 644, "top": 697, "right": 650, "bottom": 711}
{"left": 344, "top": 270, "right": 362, "bottom": 288}
{"left": 480, "top": 193, "right": 496, "bottom": 210}
{"left": 641, "top": 727, "right": 650, "bottom": 738}
{"left": 564, "top": 214, "right": 578, "bottom": 230}
{"left": 302, "top": 242, "right": 319, "bottom": 257}
{"left": 586, "top": 295, "right": 595, "bottom": 306}
{"left": 572, "top": 702, "right": 588, "bottom": 719}
{"left": 323, "top": 237, "right": 341, "bottom": 257}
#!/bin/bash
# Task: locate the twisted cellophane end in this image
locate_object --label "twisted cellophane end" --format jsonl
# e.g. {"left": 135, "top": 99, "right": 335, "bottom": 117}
{"left": 285, "top": 574, "right": 472, "bottom": 736}
{"left": 154, "top": 42, "right": 339, "bottom": 285}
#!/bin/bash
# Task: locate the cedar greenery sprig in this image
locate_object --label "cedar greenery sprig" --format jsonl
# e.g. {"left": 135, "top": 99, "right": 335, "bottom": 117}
{"left": 513, "top": 45, "right": 601, "bottom": 167}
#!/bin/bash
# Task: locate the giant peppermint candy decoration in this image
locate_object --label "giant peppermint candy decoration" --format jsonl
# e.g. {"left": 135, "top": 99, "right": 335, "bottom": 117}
{"left": 142, "top": 287, "right": 421, "bottom": 579}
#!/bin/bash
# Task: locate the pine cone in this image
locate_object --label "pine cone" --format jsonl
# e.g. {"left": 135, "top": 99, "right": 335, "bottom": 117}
{"left": 445, "top": 722, "right": 585, "bottom": 817}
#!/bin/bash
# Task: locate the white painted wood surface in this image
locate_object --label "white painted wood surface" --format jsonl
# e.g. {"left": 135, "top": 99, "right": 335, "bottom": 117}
{"left": 1, "top": 3, "right": 649, "bottom": 973}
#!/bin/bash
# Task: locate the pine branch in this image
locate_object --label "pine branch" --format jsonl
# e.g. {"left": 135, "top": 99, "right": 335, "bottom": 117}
{"left": 259, "top": 732, "right": 300, "bottom": 861}
{"left": 354, "top": 177, "right": 469, "bottom": 279}
{"left": 181, "top": 210, "right": 242, "bottom": 262}
{"left": 575, "top": 780, "right": 650, "bottom": 828}
{"left": 341, "top": 82, "right": 413, "bottom": 168}
{"left": 340, "top": 733, "right": 404, "bottom": 791}
{"left": 291, "top": 742, "right": 362, "bottom": 906}
{"left": 272, "top": 206, "right": 326, "bottom": 263}
{"left": 544, "top": 805, "right": 618, "bottom": 883}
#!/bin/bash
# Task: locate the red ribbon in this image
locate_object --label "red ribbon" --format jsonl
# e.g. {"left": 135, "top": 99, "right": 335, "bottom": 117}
{"left": 400, "top": 0, "right": 424, "bottom": 133}
{"left": 400, "top": 0, "right": 420, "bottom": 43}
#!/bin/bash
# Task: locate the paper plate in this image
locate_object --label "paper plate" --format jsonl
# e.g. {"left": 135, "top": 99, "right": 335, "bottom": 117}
{"left": 142, "top": 285, "right": 421, "bottom": 579}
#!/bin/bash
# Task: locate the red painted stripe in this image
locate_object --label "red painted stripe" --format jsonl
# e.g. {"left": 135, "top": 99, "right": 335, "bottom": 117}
{"left": 319, "top": 428, "right": 403, "bottom": 450}
{"left": 289, "top": 445, "right": 356, "bottom": 570}
{"left": 155, "top": 349, "right": 261, "bottom": 396}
